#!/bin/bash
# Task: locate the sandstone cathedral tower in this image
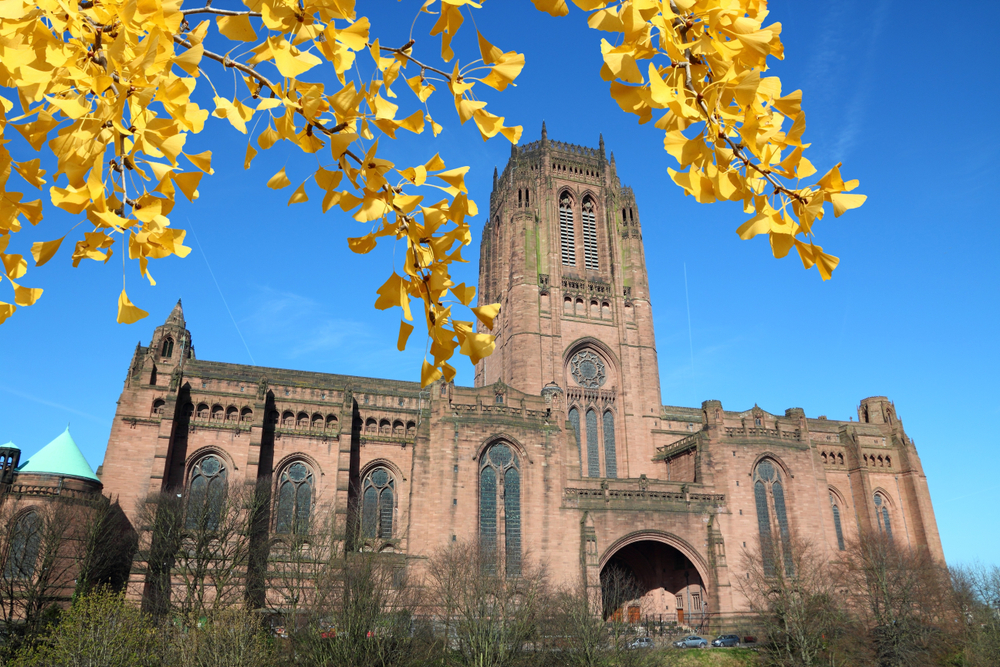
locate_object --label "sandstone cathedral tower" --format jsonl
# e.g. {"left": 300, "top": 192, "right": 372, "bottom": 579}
{"left": 98, "top": 129, "right": 944, "bottom": 621}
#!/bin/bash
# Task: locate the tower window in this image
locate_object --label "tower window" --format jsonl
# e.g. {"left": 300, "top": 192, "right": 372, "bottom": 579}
{"left": 559, "top": 194, "right": 576, "bottom": 266}
{"left": 586, "top": 409, "right": 599, "bottom": 478}
{"left": 582, "top": 197, "right": 598, "bottom": 271}
{"left": 603, "top": 411, "right": 617, "bottom": 478}
{"left": 568, "top": 407, "right": 582, "bottom": 476}
{"left": 161, "top": 337, "right": 174, "bottom": 358}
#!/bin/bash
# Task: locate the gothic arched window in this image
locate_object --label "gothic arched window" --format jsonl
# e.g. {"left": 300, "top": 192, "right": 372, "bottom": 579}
{"left": 161, "top": 337, "right": 174, "bottom": 358}
{"left": 275, "top": 462, "right": 313, "bottom": 535}
{"left": 830, "top": 493, "right": 845, "bottom": 551}
{"left": 582, "top": 197, "right": 598, "bottom": 271}
{"left": 585, "top": 409, "right": 600, "bottom": 478}
{"left": 559, "top": 194, "right": 576, "bottom": 266}
{"left": 4, "top": 512, "right": 41, "bottom": 579}
{"left": 568, "top": 407, "right": 582, "bottom": 476}
{"left": 603, "top": 411, "right": 617, "bottom": 478}
{"left": 874, "top": 493, "right": 893, "bottom": 541}
{"left": 361, "top": 467, "right": 394, "bottom": 540}
{"left": 186, "top": 455, "right": 228, "bottom": 530}
{"left": 753, "top": 460, "right": 794, "bottom": 576}
{"left": 480, "top": 443, "right": 521, "bottom": 576}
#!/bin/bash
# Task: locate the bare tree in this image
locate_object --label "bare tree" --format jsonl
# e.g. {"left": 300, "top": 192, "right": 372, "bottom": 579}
{"left": 738, "top": 536, "right": 855, "bottom": 667}
{"left": 424, "top": 541, "right": 547, "bottom": 667}
{"left": 950, "top": 562, "right": 1000, "bottom": 667}
{"left": 135, "top": 482, "right": 266, "bottom": 618}
{"left": 289, "top": 543, "right": 416, "bottom": 667}
{"left": 74, "top": 495, "right": 137, "bottom": 598}
{"left": 0, "top": 498, "right": 79, "bottom": 652}
{"left": 546, "top": 581, "right": 606, "bottom": 667}
{"left": 841, "top": 533, "right": 952, "bottom": 667}
{"left": 600, "top": 564, "right": 648, "bottom": 667}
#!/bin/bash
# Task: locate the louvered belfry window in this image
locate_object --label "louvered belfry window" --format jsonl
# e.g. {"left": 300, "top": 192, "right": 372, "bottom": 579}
{"left": 559, "top": 194, "right": 576, "bottom": 266}
{"left": 582, "top": 197, "right": 599, "bottom": 271}
{"left": 480, "top": 443, "right": 521, "bottom": 576}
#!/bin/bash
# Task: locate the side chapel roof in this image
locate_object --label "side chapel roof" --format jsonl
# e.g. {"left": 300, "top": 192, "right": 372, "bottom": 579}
{"left": 17, "top": 428, "right": 100, "bottom": 482}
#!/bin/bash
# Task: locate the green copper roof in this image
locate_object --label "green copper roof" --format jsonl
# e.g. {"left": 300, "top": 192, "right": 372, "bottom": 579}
{"left": 1, "top": 442, "right": 18, "bottom": 451}
{"left": 17, "top": 428, "right": 100, "bottom": 482}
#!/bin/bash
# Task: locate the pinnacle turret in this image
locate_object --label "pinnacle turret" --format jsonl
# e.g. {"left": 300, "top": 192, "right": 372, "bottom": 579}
{"left": 165, "top": 299, "right": 185, "bottom": 327}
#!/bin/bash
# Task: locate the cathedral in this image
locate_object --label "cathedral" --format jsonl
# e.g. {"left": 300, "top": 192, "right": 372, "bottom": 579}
{"left": 92, "top": 128, "right": 944, "bottom": 621}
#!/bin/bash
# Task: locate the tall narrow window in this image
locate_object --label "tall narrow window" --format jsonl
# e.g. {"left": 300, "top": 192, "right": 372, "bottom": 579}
{"left": 361, "top": 467, "right": 394, "bottom": 540}
{"left": 874, "top": 494, "right": 893, "bottom": 541}
{"left": 480, "top": 443, "right": 520, "bottom": 575}
{"left": 275, "top": 462, "right": 313, "bottom": 535}
{"left": 585, "top": 409, "right": 600, "bottom": 478}
{"left": 559, "top": 194, "right": 576, "bottom": 266}
{"left": 831, "top": 494, "right": 845, "bottom": 551}
{"left": 772, "top": 481, "right": 794, "bottom": 576}
{"left": 582, "top": 197, "right": 598, "bottom": 271}
{"left": 568, "top": 407, "right": 582, "bottom": 476}
{"left": 753, "top": 460, "right": 793, "bottom": 576}
{"left": 603, "top": 411, "right": 617, "bottom": 478}
{"left": 161, "top": 337, "right": 174, "bottom": 358}
{"left": 754, "top": 480, "right": 774, "bottom": 576}
{"left": 186, "top": 455, "right": 228, "bottom": 530}
{"left": 4, "top": 512, "right": 41, "bottom": 579}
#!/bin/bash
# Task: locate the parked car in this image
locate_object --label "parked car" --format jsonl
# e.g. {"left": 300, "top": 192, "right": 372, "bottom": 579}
{"left": 673, "top": 635, "right": 708, "bottom": 648}
{"left": 628, "top": 637, "right": 655, "bottom": 649}
{"left": 712, "top": 634, "right": 740, "bottom": 647}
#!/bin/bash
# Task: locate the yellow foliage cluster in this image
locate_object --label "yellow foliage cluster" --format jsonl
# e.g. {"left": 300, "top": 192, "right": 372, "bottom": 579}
{"left": 0, "top": 0, "right": 863, "bottom": 385}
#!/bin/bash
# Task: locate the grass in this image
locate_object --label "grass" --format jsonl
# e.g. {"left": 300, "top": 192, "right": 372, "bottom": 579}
{"left": 648, "top": 647, "right": 758, "bottom": 666}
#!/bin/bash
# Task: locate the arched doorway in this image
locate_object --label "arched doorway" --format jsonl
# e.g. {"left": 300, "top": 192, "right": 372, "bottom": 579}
{"left": 600, "top": 539, "right": 707, "bottom": 626}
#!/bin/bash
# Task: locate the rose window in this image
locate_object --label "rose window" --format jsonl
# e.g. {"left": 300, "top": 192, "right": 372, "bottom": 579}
{"left": 570, "top": 351, "right": 606, "bottom": 388}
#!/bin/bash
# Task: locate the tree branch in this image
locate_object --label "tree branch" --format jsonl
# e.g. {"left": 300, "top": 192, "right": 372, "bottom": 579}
{"left": 181, "top": 7, "right": 262, "bottom": 17}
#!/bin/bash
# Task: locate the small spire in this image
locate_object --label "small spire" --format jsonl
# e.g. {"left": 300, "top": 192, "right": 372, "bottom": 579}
{"left": 166, "top": 299, "right": 185, "bottom": 326}
{"left": 599, "top": 133, "right": 605, "bottom": 155}
{"left": 610, "top": 151, "right": 616, "bottom": 164}
{"left": 541, "top": 120, "right": 547, "bottom": 140}
{"left": 493, "top": 167, "right": 498, "bottom": 189}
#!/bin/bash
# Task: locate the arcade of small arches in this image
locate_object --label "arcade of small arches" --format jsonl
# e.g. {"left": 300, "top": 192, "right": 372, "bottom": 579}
{"left": 863, "top": 453, "right": 892, "bottom": 468}
{"left": 363, "top": 418, "right": 417, "bottom": 439}
{"left": 562, "top": 296, "right": 613, "bottom": 320}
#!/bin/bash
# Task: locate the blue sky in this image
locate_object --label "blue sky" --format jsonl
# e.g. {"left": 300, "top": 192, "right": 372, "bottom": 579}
{"left": 1, "top": 1, "right": 998, "bottom": 566}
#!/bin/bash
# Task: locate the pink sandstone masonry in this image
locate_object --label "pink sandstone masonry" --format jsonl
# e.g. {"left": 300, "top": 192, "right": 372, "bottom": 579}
{"left": 98, "top": 130, "right": 944, "bottom": 619}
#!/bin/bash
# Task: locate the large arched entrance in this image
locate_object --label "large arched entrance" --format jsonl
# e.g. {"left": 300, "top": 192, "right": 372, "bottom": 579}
{"left": 600, "top": 538, "right": 707, "bottom": 625}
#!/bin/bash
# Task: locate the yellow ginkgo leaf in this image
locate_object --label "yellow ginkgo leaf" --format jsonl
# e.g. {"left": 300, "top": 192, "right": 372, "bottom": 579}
{"left": 421, "top": 359, "right": 443, "bottom": 387}
{"left": 450, "top": 282, "right": 476, "bottom": 306}
{"left": 30, "top": 237, "right": 64, "bottom": 266}
{"left": 532, "top": 0, "right": 569, "bottom": 17}
{"left": 117, "top": 290, "right": 149, "bottom": 324}
{"left": 829, "top": 193, "right": 867, "bottom": 217}
{"left": 0, "top": 302, "right": 14, "bottom": 325}
{"left": 267, "top": 167, "right": 291, "bottom": 189}
{"left": 173, "top": 172, "right": 203, "bottom": 202}
{"left": 244, "top": 143, "right": 257, "bottom": 170}
{"left": 217, "top": 14, "right": 257, "bottom": 41}
{"left": 348, "top": 234, "right": 377, "bottom": 254}
{"left": 374, "top": 272, "right": 412, "bottom": 321}
{"left": 471, "top": 303, "right": 500, "bottom": 330}
{"left": 288, "top": 182, "right": 309, "bottom": 205}
{"left": 397, "top": 321, "right": 414, "bottom": 351}
{"left": 185, "top": 151, "right": 214, "bottom": 174}
{"left": 8, "top": 279, "right": 42, "bottom": 306}
{"left": 1, "top": 253, "right": 27, "bottom": 280}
